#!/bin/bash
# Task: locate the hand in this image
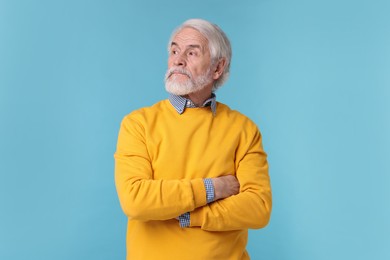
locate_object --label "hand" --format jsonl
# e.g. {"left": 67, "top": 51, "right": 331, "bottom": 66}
{"left": 212, "top": 175, "right": 240, "bottom": 201}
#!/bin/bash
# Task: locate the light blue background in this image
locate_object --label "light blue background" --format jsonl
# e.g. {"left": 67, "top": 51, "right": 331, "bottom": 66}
{"left": 1, "top": 0, "right": 389, "bottom": 259}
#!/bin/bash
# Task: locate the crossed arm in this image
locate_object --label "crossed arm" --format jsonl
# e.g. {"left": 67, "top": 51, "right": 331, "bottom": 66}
{"left": 114, "top": 117, "right": 272, "bottom": 231}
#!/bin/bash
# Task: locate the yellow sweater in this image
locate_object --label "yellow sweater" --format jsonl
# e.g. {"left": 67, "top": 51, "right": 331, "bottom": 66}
{"left": 114, "top": 99, "right": 272, "bottom": 260}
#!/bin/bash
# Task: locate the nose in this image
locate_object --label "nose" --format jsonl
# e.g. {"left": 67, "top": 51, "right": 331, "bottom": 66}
{"left": 173, "top": 53, "right": 186, "bottom": 67}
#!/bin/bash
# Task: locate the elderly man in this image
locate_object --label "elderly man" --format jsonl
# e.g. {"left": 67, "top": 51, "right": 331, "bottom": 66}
{"left": 114, "top": 19, "right": 272, "bottom": 260}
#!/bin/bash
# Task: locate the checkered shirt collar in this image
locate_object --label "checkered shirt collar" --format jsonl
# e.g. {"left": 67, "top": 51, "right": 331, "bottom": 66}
{"left": 168, "top": 93, "right": 217, "bottom": 115}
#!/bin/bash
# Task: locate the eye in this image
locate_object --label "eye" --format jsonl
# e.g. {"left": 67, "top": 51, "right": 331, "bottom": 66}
{"left": 188, "top": 51, "right": 197, "bottom": 57}
{"left": 170, "top": 48, "right": 179, "bottom": 55}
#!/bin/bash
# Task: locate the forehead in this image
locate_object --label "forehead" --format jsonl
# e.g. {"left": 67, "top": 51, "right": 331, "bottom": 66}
{"left": 171, "top": 27, "right": 209, "bottom": 50}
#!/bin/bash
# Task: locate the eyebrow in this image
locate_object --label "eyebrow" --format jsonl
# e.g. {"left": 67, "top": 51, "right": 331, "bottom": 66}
{"left": 171, "top": 42, "right": 203, "bottom": 51}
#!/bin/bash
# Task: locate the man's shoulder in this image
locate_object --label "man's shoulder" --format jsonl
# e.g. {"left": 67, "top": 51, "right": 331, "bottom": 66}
{"left": 217, "top": 102, "right": 252, "bottom": 120}
{"left": 119, "top": 100, "right": 171, "bottom": 129}
{"left": 125, "top": 99, "right": 170, "bottom": 118}
{"left": 217, "top": 102, "right": 260, "bottom": 129}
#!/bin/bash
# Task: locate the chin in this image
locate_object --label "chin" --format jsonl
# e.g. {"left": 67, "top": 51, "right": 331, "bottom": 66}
{"left": 165, "top": 80, "right": 190, "bottom": 95}
{"left": 166, "top": 84, "right": 206, "bottom": 96}
{"left": 165, "top": 86, "right": 191, "bottom": 96}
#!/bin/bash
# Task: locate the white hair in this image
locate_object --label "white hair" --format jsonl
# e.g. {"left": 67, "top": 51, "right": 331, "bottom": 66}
{"left": 167, "top": 19, "right": 232, "bottom": 90}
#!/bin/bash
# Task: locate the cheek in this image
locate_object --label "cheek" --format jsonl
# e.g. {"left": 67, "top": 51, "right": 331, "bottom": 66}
{"left": 187, "top": 62, "right": 202, "bottom": 73}
{"left": 167, "top": 59, "right": 173, "bottom": 67}
{"left": 196, "top": 65, "right": 210, "bottom": 76}
{"left": 168, "top": 56, "right": 176, "bottom": 66}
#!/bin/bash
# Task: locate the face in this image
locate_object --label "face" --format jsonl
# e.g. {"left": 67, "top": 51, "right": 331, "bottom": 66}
{"left": 165, "top": 27, "right": 214, "bottom": 95}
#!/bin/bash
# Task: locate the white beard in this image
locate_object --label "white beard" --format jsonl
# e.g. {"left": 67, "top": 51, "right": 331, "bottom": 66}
{"left": 165, "top": 67, "right": 213, "bottom": 96}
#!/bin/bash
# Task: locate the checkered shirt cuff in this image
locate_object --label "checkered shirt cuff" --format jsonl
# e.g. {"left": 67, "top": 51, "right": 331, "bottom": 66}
{"left": 203, "top": 178, "right": 215, "bottom": 204}
{"left": 179, "top": 212, "right": 190, "bottom": 228}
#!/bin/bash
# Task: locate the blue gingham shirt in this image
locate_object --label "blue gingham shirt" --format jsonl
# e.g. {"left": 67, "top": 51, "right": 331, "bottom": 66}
{"left": 169, "top": 94, "right": 216, "bottom": 227}
{"left": 168, "top": 93, "right": 217, "bottom": 115}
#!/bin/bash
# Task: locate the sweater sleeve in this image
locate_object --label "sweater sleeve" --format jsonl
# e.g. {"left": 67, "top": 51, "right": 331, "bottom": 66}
{"left": 114, "top": 114, "right": 208, "bottom": 221}
{"left": 189, "top": 127, "right": 272, "bottom": 231}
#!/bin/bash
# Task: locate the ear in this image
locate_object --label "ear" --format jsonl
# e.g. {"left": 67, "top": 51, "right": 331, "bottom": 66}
{"left": 212, "top": 58, "right": 227, "bottom": 80}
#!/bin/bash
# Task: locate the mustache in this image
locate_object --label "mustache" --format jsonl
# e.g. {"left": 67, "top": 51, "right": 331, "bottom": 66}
{"left": 165, "top": 67, "right": 192, "bottom": 80}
